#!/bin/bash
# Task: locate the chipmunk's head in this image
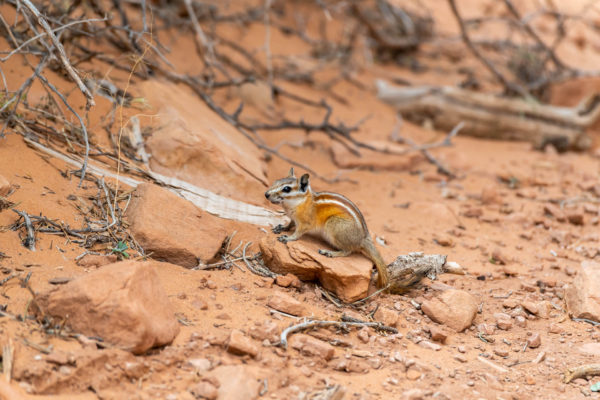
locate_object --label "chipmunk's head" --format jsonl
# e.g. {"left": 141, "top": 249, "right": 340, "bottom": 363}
{"left": 265, "top": 168, "right": 311, "bottom": 205}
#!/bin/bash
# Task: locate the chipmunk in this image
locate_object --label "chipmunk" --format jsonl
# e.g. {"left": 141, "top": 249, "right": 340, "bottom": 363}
{"left": 265, "top": 168, "right": 390, "bottom": 288}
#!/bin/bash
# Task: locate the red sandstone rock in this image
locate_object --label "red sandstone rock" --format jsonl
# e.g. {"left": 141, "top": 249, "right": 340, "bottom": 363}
{"left": 259, "top": 236, "right": 372, "bottom": 302}
{"left": 227, "top": 330, "right": 259, "bottom": 357}
{"left": 373, "top": 307, "right": 399, "bottom": 327}
{"left": 34, "top": 260, "right": 180, "bottom": 354}
{"left": 126, "top": 183, "right": 227, "bottom": 267}
{"left": 565, "top": 261, "right": 600, "bottom": 323}
{"left": 266, "top": 291, "right": 305, "bottom": 316}
{"left": 140, "top": 79, "right": 268, "bottom": 201}
{"left": 249, "top": 320, "right": 279, "bottom": 342}
{"left": 421, "top": 289, "right": 478, "bottom": 332}
{"left": 275, "top": 273, "right": 301, "bottom": 288}
{"left": 290, "top": 334, "right": 335, "bottom": 360}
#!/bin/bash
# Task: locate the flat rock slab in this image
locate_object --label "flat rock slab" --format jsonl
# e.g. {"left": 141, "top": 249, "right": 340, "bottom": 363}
{"left": 34, "top": 260, "right": 180, "bottom": 354}
{"left": 267, "top": 291, "right": 306, "bottom": 316}
{"left": 259, "top": 236, "right": 372, "bottom": 302}
{"left": 566, "top": 260, "right": 600, "bottom": 322}
{"left": 290, "top": 333, "right": 335, "bottom": 360}
{"left": 140, "top": 80, "right": 268, "bottom": 201}
{"left": 126, "top": 183, "right": 228, "bottom": 268}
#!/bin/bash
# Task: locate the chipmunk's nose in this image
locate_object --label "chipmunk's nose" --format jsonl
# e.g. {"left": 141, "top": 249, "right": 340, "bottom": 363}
{"left": 265, "top": 192, "right": 270, "bottom": 199}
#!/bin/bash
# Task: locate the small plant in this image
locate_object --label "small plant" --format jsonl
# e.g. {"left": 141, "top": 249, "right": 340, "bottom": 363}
{"left": 110, "top": 241, "right": 130, "bottom": 259}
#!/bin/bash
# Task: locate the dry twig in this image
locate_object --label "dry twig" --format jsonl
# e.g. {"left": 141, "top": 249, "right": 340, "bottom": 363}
{"left": 564, "top": 364, "right": 600, "bottom": 383}
{"left": 477, "top": 355, "right": 509, "bottom": 373}
{"left": 447, "top": 0, "right": 530, "bottom": 97}
{"left": 279, "top": 317, "right": 398, "bottom": 349}
{"left": 391, "top": 118, "right": 464, "bottom": 177}
{"left": 12, "top": 209, "right": 36, "bottom": 251}
{"left": 19, "top": 0, "right": 95, "bottom": 107}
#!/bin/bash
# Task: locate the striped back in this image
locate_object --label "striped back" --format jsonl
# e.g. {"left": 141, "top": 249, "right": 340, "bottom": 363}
{"left": 314, "top": 191, "right": 369, "bottom": 233}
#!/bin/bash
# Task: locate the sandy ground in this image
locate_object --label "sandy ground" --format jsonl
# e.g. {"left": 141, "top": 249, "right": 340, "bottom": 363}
{"left": 1, "top": 0, "right": 600, "bottom": 399}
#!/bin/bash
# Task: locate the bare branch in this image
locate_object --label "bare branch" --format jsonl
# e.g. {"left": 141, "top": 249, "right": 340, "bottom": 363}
{"left": 447, "top": 0, "right": 530, "bottom": 97}
{"left": 12, "top": 209, "right": 36, "bottom": 251}
{"left": 18, "top": 0, "right": 95, "bottom": 108}
{"left": 34, "top": 71, "right": 90, "bottom": 186}
{"left": 279, "top": 318, "right": 398, "bottom": 349}
{"left": 502, "top": 0, "right": 566, "bottom": 70}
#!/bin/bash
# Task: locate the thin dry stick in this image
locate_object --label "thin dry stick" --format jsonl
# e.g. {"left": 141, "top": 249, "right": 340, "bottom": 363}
{"left": 140, "top": 0, "right": 147, "bottom": 32}
{"left": 34, "top": 72, "right": 90, "bottom": 186}
{"left": 12, "top": 209, "right": 36, "bottom": 251}
{"left": 2, "top": 339, "right": 13, "bottom": 382}
{"left": 0, "top": 52, "right": 48, "bottom": 137}
{"left": 183, "top": 0, "right": 215, "bottom": 62}
{"left": 392, "top": 119, "right": 464, "bottom": 177}
{"left": 241, "top": 242, "right": 273, "bottom": 277}
{"left": 113, "top": 31, "right": 153, "bottom": 212}
{"left": 263, "top": 0, "right": 274, "bottom": 91}
{"left": 19, "top": 0, "right": 95, "bottom": 107}
{"left": 21, "top": 338, "right": 52, "bottom": 355}
{"left": 318, "top": 287, "right": 343, "bottom": 308}
{"left": 564, "top": 364, "right": 600, "bottom": 383}
{"left": 477, "top": 355, "right": 509, "bottom": 373}
{"left": 0, "top": 17, "right": 108, "bottom": 62}
{"left": 0, "top": 274, "right": 20, "bottom": 286}
{"left": 100, "top": 178, "right": 117, "bottom": 228}
{"left": 0, "top": 66, "right": 7, "bottom": 95}
{"left": 157, "top": 70, "right": 348, "bottom": 183}
{"left": 198, "top": 256, "right": 246, "bottom": 269}
{"left": 572, "top": 317, "right": 600, "bottom": 326}
{"left": 447, "top": 0, "right": 530, "bottom": 97}
{"left": 351, "top": 284, "right": 390, "bottom": 305}
{"left": 502, "top": 0, "right": 566, "bottom": 70}
{"left": 279, "top": 319, "right": 398, "bottom": 348}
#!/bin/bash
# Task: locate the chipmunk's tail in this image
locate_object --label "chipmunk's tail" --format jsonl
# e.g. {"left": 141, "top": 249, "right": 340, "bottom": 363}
{"left": 362, "top": 237, "right": 390, "bottom": 289}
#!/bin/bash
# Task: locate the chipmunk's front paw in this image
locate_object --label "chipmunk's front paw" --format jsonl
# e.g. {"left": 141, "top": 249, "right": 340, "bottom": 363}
{"left": 318, "top": 249, "right": 333, "bottom": 257}
{"left": 277, "top": 235, "right": 289, "bottom": 244}
{"left": 272, "top": 224, "right": 285, "bottom": 234}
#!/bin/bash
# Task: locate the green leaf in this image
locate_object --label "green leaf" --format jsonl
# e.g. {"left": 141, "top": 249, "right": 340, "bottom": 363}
{"left": 110, "top": 241, "right": 130, "bottom": 259}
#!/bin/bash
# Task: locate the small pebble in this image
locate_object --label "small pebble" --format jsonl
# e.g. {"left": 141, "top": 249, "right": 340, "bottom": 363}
{"left": 527, "top": 332, "right": 541, "bottom": 348}
{"left": 494, "top": 348, "right": 509, "bottom": 357}
{"left": 454, "top": 354, "right": 467, "bottom": 363}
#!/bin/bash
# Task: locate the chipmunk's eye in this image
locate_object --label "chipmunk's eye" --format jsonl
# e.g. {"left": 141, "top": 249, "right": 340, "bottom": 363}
{"left": 282, "top": 186, "right": 291, "bottom": 193}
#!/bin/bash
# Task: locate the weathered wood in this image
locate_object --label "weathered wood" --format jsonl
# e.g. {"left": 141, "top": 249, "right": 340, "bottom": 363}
{"left": 386, "top": 252, "right": 463, "bottom": 293}
{"left": 376, "top": 80, "right": 599, "bottom": 151}
{"left": 23, "top": 138, "right": 287, "bottom": 227}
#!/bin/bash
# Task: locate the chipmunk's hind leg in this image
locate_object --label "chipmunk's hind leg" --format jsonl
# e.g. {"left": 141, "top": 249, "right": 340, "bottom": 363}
{"left": 319, "top": 216, "right": 363, "bottom": 256}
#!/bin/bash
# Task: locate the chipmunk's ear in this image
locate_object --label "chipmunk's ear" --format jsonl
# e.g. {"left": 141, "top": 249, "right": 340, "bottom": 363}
{"left": 300, "top": 173, "right": 310, "bottom": 192}
{"left": 288, "top": 167, "right": 295, "bottom": 177}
